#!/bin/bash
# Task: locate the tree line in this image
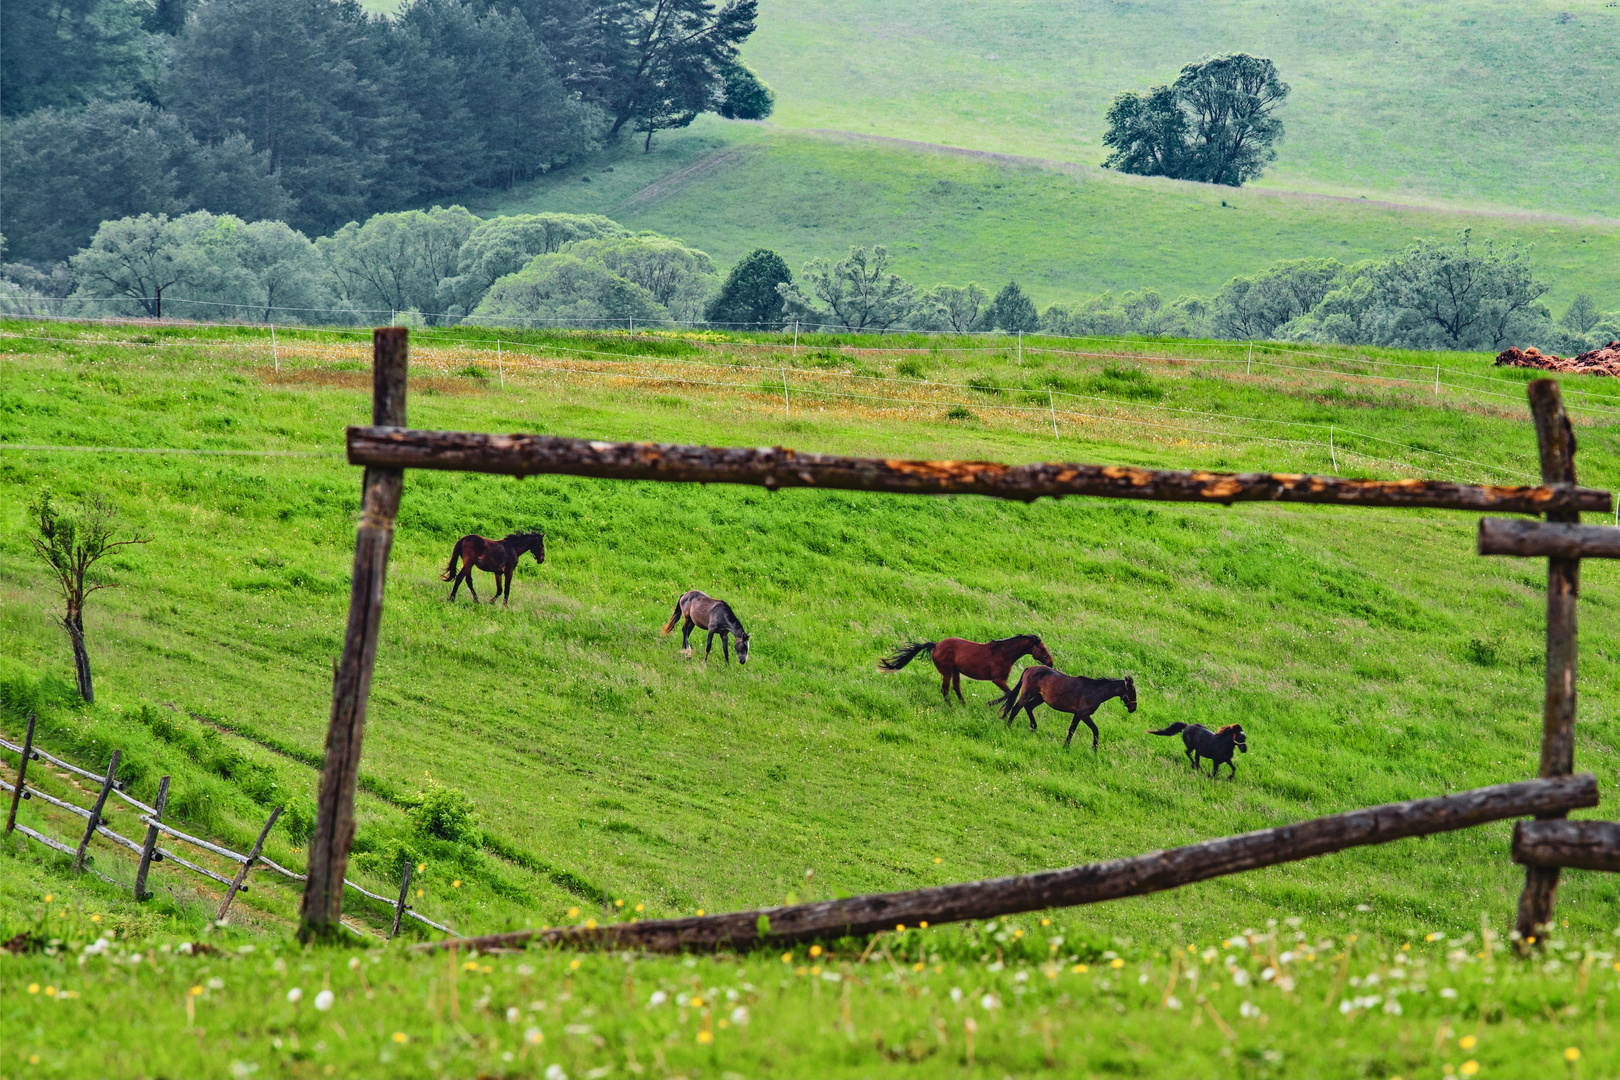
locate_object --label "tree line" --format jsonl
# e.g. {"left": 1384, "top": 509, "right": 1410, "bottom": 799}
{"left": 0, "top": 0, "right": 771, "bottom": 266}
{"left": 3, "top": 204, "right": 1613, "bottom": 355}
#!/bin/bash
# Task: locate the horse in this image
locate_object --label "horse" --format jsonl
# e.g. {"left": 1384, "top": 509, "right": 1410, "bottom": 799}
{"left": 994, "top": 667, "right": 1137, "bottom": 751}
{"left": 441, "top": 531, "right": 545, "bottom": 605}
{"left": 879, "top": 635, "right": 1055, "bottom": 704}
{"left": 1149, "top": 722, "right": 1248, "bottom": 779}
{"left": 661, "top": 590, "right": 751, "bottom": 665}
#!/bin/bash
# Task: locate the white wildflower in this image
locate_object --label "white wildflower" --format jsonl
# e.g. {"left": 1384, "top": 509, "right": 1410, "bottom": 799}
{"left": 313, "top": 990, "right": 334, "bottom": 1012}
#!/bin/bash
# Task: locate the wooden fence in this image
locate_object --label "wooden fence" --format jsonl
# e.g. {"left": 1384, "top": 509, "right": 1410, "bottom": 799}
{"left": 0, "top": 721, "right": 451, "bottom": 937}
{"left": 315, "top": 328, "right": 1620, "bottom": 950}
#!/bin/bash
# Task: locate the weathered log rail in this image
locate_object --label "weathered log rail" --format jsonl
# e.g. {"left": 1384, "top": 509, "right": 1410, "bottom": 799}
{"left": 1513, "top": 820, "right": 1620, "bottom": 873}
{"left": 345, "top": 427, "right": 1613, "bottom": 514}
{"left": 1478, "top": 518, "right": 1620, "bottom": 559}
{"left": 415, "top": 774, "right": 1599, "bottom": 955}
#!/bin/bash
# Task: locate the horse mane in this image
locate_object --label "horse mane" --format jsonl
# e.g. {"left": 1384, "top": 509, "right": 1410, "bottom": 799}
{"left": 1216, "top": 723, "right": 1243, "bottom": 735}
{"left": 990, "top": 633, "right": 1036, "bottom": 647}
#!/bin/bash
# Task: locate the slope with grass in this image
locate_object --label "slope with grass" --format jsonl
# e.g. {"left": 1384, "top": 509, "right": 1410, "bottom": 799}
{"left": 745, "top": 0, "right": 1620, "bottom": 219}
{"left": 2, "top": 319, "right": 1616, "bottom": 950}
{"left": 475, "top": 122, "right": 1620, "bottom": 314}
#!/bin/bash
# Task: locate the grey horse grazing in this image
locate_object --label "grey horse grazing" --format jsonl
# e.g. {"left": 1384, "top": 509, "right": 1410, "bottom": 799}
{"left": 661, "top": 590, "right": 751, "bottom": 664}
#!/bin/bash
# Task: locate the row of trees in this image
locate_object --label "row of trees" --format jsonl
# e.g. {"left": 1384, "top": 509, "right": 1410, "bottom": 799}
{"left": 5, "top": 207, "right": 1612, "bottom": 353}
{"left": 0, "top": 0, "right": 772, "bottom": 265}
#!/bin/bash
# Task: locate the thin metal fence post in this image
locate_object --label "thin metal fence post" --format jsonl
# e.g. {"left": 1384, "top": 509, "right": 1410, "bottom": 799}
{"left": 72, "top": 749, "right": 120, "bottom": 872}
{"left": 1435, "top": 364, "right": 1441, "bottom": 394}
{"left": 782, "top": 369, "right": 790, "bottom": 418}
{"left": 1246, "top": 342, "right": 1253, "bottom": 375}
{"left": 497, "top": 339, "right": 503, "bottom": 388}
{"left": 793, "top": 320, "right": 799, "bottom": 356}
{"left": 1049, "top": 389, "right": 1059, "bottom": 440}
{"left": 392, "top": 857, "right": 413, "bottom": 938}
{"left": 1330, "top": 425, "right": 1337, "bottom": 473}
{"left": 5, "top": 712, "right": 36, "bottom": 834}
{"left": 134, "top": 775, "right": 170, "bottom": 900}
{"left": 1017, "top": 330, "right": 1023, "bottom": 365}
{"left": 270, "top": 324, "right": 279, "bottom": 375}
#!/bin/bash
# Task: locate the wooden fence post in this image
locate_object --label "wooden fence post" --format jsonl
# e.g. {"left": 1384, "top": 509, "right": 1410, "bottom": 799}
{"left": 1517, "top": 378, "right": 1579, "bottom": 944}
{"left": 72, "top": 749, "right": 120, "bottom": 872}
{"left": 392, "top": 857, "right": 413, "bottom": 938}
{"left": 4, "top": 712, "right": 36, "bottom": 834}
{"left": 217, "top": 806, "right": 281, "bottom": 922}
{"left": 301, "top": 327, "right": 408, "bottom": 940}
{"left": 133, "top": 776, "right": 171, "bottom": 900}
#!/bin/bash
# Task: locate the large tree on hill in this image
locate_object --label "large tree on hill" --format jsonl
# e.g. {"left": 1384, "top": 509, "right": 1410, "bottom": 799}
{"left": 570, "top": 0, "right": 758, "bottom": 143}
{"left": 1103, "top": 54, "right": 1289, "bottom": 187}
{"left": 777, "top": 246, "right": 917, "bottom": 332}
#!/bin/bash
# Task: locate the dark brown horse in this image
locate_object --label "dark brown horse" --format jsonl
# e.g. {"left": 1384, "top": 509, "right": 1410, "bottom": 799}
{"left": 661, "top": 589, "right": 751, "bottom": 664}
{"left": 880, "top": 635, "right": 1055, "bottom": 704}
{"left": 995, "top": 667, "right": 1136, "bottom": 751}
{"left": 441, "top": 531, "right": 545, "bottom": 605}
{"left": 1150, "top": 722, "right": 1248, "bottom": 779}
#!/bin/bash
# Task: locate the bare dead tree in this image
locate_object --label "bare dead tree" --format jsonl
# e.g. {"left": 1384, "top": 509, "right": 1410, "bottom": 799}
{"left": 27, "top": 490, "right": 149, "bottom": 704}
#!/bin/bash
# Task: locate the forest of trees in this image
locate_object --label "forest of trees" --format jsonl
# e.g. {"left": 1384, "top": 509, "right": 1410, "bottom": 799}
{"left": 6, "top": 198, "right": 1612, "bottom": 356}
{"left": 0, "top": 0, "right": 767, "bottom": 266}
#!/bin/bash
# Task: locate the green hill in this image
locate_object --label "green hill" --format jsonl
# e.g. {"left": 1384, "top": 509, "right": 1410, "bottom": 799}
{"left": 474, "top": 121, "right": 1620, "bottom": 313}
{"left": 744, "top": 0, "right": 1620, "bottom": 219}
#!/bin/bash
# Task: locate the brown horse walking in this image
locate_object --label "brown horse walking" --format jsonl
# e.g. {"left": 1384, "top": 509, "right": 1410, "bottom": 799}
{"left": 441, "top": 531, "right": 546, "bottom": 605}
{"left": 879, "top": 635, "right": 1055, "bottom": 704}
{"left": 995, "top": 666, "right": 1136, "bottom": 751}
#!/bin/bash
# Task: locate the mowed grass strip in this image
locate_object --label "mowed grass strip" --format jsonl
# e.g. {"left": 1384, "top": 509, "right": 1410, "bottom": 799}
{"left": 0, "top": 323, "right": 1616, "bottom": 953}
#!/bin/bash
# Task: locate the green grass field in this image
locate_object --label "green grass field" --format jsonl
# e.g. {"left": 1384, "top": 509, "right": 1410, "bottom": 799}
{"left": 2, "top": 320, "right": 1618, "bottom": 1076}
{"left": 474, "top": 121, "right": 1620, "bottom": 314}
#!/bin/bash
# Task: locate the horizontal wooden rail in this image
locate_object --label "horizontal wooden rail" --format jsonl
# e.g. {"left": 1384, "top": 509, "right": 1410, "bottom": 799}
{"left": 1513, "top": 819, "right": 1620, "bottom": 872}
{"left": 347, "top": 428, "right": 1613, "bottom": 514}
{"left": 1478, "top": 518, "right": 1620, "bottom": 560}
{"left": 138, "top": 816, "right": 249, "bottom": 864}
{"left": 14, "top": 822, "right": 75, "bottom": 856}
{"left": 1, "top": 736, "right": 148, "bottom": 807}
{"left": 417, "top": 773, "right": 1598, "bottom": 954}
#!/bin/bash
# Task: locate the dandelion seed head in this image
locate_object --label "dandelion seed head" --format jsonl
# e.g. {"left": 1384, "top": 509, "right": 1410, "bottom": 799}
{"left": 286, "top": 988, "right": 303, "bottom": 1003}
{"left": 313, "top": 990, "right": 334, "bottom": 1012}
{"left": 348, "top": 957, "right": 360, "bottom": 971}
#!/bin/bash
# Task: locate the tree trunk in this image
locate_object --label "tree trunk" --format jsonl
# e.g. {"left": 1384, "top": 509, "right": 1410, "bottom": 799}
{"left": 65, "top": 610, "right": 93, "bottom": 704}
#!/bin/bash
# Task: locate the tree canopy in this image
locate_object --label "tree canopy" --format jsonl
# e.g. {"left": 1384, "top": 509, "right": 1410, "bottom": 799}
{"left": 777, "top": 246, "right": 917, "bottom": 332}
{"left": 703, "top": 248, "right": 792, "bottom": 329}
{"left": 1103, "top": 54, "right": 1289, "bottom": 187}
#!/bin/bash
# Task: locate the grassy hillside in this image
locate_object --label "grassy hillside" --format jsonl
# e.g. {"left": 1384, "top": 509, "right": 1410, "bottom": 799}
{"left": 743, "top": 0, "right": 1620, "bottom": 218}
{"left": 475, "top": 121, "right": 1620, "bottom": 313}
{"left": 3, "top": 320, "right": 1617, "bottom": 1074}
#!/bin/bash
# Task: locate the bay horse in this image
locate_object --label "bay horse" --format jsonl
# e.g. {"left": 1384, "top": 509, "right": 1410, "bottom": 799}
{"left": 661, "top": 589, "right": 751, "bottom": 664}
{"left": 1150, "top": 722, "right": 1248, "bottom": 779}
{"left": 995, "top": 667, "right": 1136, "bottom": 751}
{"left": 441, "top": 531, "right": 545, "bottom": 605}
{"left": 879, "top": 635, "right": 1054, "bottom": 704}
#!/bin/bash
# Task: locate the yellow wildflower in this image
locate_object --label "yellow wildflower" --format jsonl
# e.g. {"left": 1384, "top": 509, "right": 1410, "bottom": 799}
{"left": 1461, "top": 1062, "right": 1479, "bottom": 1077}
{"left": 809, "top": 945, "right": 822, "bottom": 958}
{"left": 697, "top": 1030, "right": 714, "bottom": 1044}
{"left": 392, "top": 1032, "right": 408, "bottom": 1044}
{"left": 1564, "top": 1048, "right": 1581, "bottom": 1063}
{"left": 1459, "top": 1036, "right": 1477, "bottom": 1051}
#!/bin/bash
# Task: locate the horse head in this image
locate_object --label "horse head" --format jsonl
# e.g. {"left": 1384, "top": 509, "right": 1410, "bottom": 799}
{"left": 1030, "top": 637, "right": 1055, "bottom": 667}
{"left": 1121, "top": 675, "right": 1137, "bottom": 713}
{"left": 511, "top": 531, "right": 545, "bottom": 563}
{"left": 735, "top": 631, "right": 751, "bottom": 665}
{"left": 1224, "top": 723, "right": 1248, "bottom": 753}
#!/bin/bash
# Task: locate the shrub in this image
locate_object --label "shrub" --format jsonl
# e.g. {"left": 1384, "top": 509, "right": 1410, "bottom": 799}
{"left": 410, "top": 782, "right": 481, "bottom": 845}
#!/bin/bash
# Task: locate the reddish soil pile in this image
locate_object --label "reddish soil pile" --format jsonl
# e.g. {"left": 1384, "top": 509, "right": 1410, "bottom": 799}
{"left": 1495, "top": 342, "right": 1620, "bottom": 376}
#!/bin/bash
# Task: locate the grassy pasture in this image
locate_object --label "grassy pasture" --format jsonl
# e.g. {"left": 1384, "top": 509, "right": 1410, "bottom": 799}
{"left": 2, "top": 320, "right": 1618, "bottom": 1075}
{"left": 476, "top": 121, "right": 1620, "bottom": 313}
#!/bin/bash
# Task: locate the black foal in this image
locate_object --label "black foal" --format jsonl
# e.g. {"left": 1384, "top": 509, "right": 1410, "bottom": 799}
{"left": 1149, "top": 722, "right": 1248, "bottom": 779}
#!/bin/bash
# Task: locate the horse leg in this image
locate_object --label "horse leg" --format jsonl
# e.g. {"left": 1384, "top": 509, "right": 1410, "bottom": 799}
{"left": 1065, "top": 712, "right": 1100, "bottom": 752}
{"left": 705, "top": 629, "right": 716, "bottom": 661}
{"left": 952, "top": 670, "right": 965, "bottom": 704}
{"left": 989, "top": 678, "right": 1011, "bottom": 708}
{"left": 721, "top": 632, "right": 732, "bottom": 664}
{"left": 463, "top": 569, "right": 480, "bottom": 603}
{"left": 681, "top": 618, "right": 694, "bottom": 657}
{"left": 940, "top": 670, "right": 952, "bottom": 704}
{"left": 1225, "top": 758, "right": 1237, "bottom": 780}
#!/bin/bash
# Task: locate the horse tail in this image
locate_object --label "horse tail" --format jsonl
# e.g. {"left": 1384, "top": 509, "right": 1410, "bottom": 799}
{"left": 660, "top": 595, "right": 686, "bottom": 635}
{"left": 440, "top": 538, "right": 464, "bottom": 582}
{"left": 1148, "top": 722, "right": 1187, "bottom": 737}
{"left": 994, "top": 666, "right": 1033, "bottom": 719}
{"left": 878, "top": 641, "right": 936, "bottom": 671}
